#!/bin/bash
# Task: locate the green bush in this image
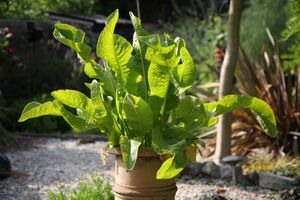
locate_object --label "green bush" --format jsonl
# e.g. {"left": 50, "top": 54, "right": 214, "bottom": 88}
{"left": 48, "top": 176, "right": 113, "bottom": 200}
{"left": 281, "top": 0, "right": 300, "bottom": 70}
{"left": 0, "top": 0, "right": 96, "bottom": 20}
{"left": 240, "top": 0, "right": 287, "bottom": 60}
{"left": 0, "top": 27, "right": 87, "bottom": 133}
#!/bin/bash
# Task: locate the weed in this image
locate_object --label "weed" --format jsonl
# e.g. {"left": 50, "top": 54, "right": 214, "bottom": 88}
{"left": 48, "top": 176, "right": 114, "bottom": 200}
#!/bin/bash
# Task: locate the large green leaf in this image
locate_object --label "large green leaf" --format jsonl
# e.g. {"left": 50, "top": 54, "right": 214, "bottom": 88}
{"left": 204, "top": 95, "right": 277, "bottom": 137}
{"left": 90, "top": 80, "right": 108, "bottom": 118}
{"left": 156, "top": 151, "right": 188, "bottom": 179}
{"left": 51, "top": 88, "right": 113, "bottom": 131}
{"left": 165, "top": 94, "right": 180, "bottom": 112}
{"left": 139, "top": 33, "right": 181, "bottom": 68}
{"left": 148, "top": 63, "right": 170, "bottom": 98}
{"left": 84, "top": 61, "right": 115, "bottom": 97}
{"left": 152, "top": 126, "right": 190, "bottom": 179}
{"left": 173, "top": 47, "right": 196, "bottom": 93}
{"left": 51, "top": 89, "right": 92, "bottom": 111}
{"left": 18, "top": 100, "right": 95, "bottom": 131}
{"left": 120, "top": 136, "right": 142, "bottom": 170}
{"left": 141, "top": 34, "right": 182, "bottom": 115}
{"left": 175, "top": 95, "right": 207, "bottom": 126}
{"left": 126, "top": 55, "right": 147, "bottom": 100}
{"left": 129, "top": 12, "right": 151, "bottom": 100}
{"left": 90, "top": 80, "right": 115, "bottom": 132}
{"left": 152, "top": 125, "right": 172, "bottom": 154}
{"left": 129, "top": 12, "right": 148, "bottom": 37}
{"left": 148, "top": 62, "right": 170, "bottom": 115}
{"left": 96, "top": 9, "right": 133, "bottom": 91}
{"left": 18, "top": 101, "right": 61, "bottom": 122}
{"left": 59, "top": 107, "right": 96, "bottom": 131}
{"left": 142, "top": 39, "right": 180, "bottom": 68}
{"left": 174, "top": 37, "right": 186, "bottom": 56}
{"left": 121, "top": 93, "right": 153, "bottom": 138}
{"left": 53, "top": 22, "right": 92, "bottom": 62}
{"left": 152, "top": 125, "right": 186, "bottom": 152}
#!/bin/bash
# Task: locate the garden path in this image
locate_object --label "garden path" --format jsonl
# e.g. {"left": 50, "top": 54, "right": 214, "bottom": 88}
{"left": 0, "top": 138, "right": 276, "bottom": 200}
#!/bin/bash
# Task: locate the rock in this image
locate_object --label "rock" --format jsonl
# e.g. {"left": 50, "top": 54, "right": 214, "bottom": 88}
{"left": 238, "top": 174, "right": 252, "bottom": 186}
{"left": 181, "top": 162, "right": 204, "bottom": 177}
{"left": 0, "top": 153, "right": 11, "bottom": 180}
{"left": 233, "top": 166, "right": 243, "bottom": 180}
{"left": 259, "top": 172, "right": 295, "bottom": 190}
{"left": 219, "top": 164, "right": 232, "bottom": 179}
{"left": 248, "top": 171, "right": 259, "bottom": 185}
{"left": 201, "top": 161, "right": 220, "bottom": 178}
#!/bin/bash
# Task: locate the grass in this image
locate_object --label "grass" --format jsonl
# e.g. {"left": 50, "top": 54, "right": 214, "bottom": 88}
{"left": 48, "top": 176, "right": 114, "bottom": 200}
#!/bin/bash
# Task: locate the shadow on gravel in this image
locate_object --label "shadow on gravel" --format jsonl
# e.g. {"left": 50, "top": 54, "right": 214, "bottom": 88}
{"left": 0, "top": 139, "right": 114, "bottom": 200}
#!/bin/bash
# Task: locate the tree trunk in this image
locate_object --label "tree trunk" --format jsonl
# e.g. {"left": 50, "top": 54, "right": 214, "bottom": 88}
{"left": 214, "top": 0, "right": 243, "bottom": 164}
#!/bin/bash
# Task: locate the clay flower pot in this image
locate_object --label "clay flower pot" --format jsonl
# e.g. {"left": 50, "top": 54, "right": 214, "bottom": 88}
{"left": 109, "top": 148, "right": 177, "bottom": 200}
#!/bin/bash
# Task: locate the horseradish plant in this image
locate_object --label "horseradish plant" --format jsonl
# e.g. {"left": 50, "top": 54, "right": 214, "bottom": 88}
{"left": 19, "top": 10, "right": 277, "bottom": 179}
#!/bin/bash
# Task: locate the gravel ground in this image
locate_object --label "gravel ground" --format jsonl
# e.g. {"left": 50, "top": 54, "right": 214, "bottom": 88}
{"left": 0, "top": 138, "right": 278, "bottom": 200}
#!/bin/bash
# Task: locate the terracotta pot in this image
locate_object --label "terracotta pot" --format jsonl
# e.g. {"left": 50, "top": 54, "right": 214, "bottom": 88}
{"left": 109, "top": 148, "right": 177, "bottom": 200}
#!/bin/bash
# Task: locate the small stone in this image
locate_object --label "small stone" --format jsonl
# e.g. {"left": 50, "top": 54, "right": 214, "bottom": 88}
{"left": 181, "top": 162, "right": 204, "bottom": 177}
{"left": 201, "top": 161, "right": 220, "bottom": 178}
{"left": 259, "top": 172, "right": 295, "bottom": 190}
{"left": 248, "top": 171, "right": 259, "bottom": 185}
{"left": 238, "top": 174, "right": 252, "bottom": 186}
{"left": 0, "top": 153, "right": 11, "bottom": 180}
{"left": 219, "top": 164, "right": 232, "bottom": 179}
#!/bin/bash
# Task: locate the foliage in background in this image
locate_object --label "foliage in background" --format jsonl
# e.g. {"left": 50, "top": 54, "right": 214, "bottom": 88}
{"left": 0, "top": 105, "right": 10, "bottom": 148}
{"left": 202, "top": 31, "right": 299, "bottom": 157}
{"left": 243, "top": 150, "right": 300, "bottom": 178}
{"left": 168, "top": 0, "right": 229, "bottom": 20}
{"left": 0, "top": 0, "right": 230, "bottom": 26}
{"left": 0, "top": 0, "right": 173, "bottom": 22}
{"left": 281, "top": 0, "right": 300, "bottom": 70}
{"left": 234, "top": 32, "right": 300, "bottom": 154}
{"left": 48, "top": 176, "right": 113, "bottom": 200}
{"left": 0, "top": 27, "right": 17, "bottom": 72}
{"left": 0, "top": 0, "right": 96, "bottom": 20}
{"left": 1, "top": 40, "right": 85, "bottom": 103}
{"left": 0, "top": 25, "right": 88, "bottom": 133}
{"left": 159, "top": 14, "right": 227, "bottom": 84}
{"left": 240, "top": 0, "right": 287, "bottom": 60}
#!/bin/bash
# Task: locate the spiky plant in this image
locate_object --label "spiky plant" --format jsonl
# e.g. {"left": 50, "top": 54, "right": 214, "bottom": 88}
{"left": 200, "top": 31, "right": 299, "bottom": 157}
{"left": 234, "top": 30, "right": 300, "bottom": 154}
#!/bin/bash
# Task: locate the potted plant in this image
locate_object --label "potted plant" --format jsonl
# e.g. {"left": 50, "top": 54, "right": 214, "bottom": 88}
{"left": 18, "top": 10, "right": 277, "bottom": 199}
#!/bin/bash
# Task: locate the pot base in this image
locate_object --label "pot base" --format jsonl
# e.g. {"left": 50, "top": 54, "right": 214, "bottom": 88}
{"left": 114, "top": 182, "right": 177, "bottom": 200}
{"left": 111, "top": 148, "right": 177, "bottom": 200}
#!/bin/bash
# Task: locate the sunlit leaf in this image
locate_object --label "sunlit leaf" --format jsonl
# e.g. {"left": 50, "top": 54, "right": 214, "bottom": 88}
{"left": 120, "top": 136, "right": 142, "bottom": 170}
{"left": 53, "top": 22, "right": 92, "bottom": 62}
{"left": 204, "top": 95, "right": 277, "bottom": 137}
